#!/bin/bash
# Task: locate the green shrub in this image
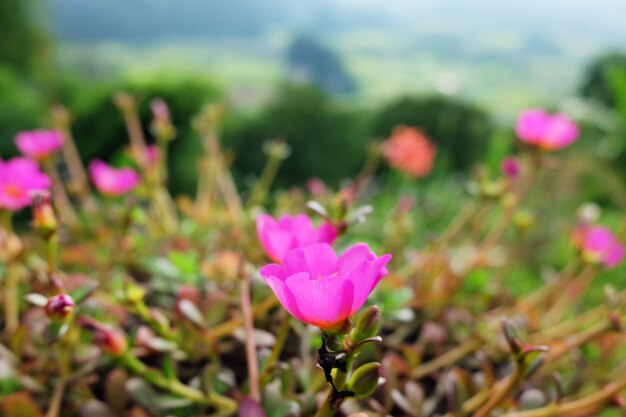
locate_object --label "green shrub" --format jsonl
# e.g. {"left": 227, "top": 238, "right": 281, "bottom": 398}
{"left": 0, "top": 66, "right": 47, "bottom": 156}
{"left": 223, "top": 84, "right": 368, "bottom": 188}
{"left": 58, "top": 74, "right": 222, "bottom": 195}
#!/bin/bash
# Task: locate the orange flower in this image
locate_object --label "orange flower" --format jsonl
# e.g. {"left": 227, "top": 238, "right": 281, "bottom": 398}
{"left": 382, "top": 125, "right": 437, "bottom": 178}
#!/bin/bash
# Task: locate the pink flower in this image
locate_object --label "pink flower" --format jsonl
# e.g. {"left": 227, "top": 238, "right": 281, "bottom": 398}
{"left": 256, "top": 213, "right": 338, "bottom": 263}
{"left": 0, "top": 157, "right": 51, "bottom": 211}
{"left": 146, "top": 145, "right": 160, "bottom": 166}
{"left": 14, "top": 130, "right": 64, "bottom": 160}
{"left": 501, "top": 156, "right": 520, "bottom": 179}
{"left": 515, "top": 109, "right": 578, "bottom": 151}
{"left": 573, "top": 225, "right": 625, "bottom": 269}
{"left": 382, "top": 125, "right": 437, "bottom": 178}
{"left": 259, "top": 243, "right": 391, "bottom": 331}
{"left": 89, "top": 160, "right": 140, "bottom": 197}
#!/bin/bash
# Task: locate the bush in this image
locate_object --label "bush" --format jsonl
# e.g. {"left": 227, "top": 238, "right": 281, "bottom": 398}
{"left": 223, "top": 84, "right": 368, "bottom": 189}
{"left": 57, "top": 74, "right": 222, "bottom": 195}
{"left": 0, "top": 66, "right": 47, "bottom": 156}
{"left": 579, "top": 52, "right": 626, "bottom": 110}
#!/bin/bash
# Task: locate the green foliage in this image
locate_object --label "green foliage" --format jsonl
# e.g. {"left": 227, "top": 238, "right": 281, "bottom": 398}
{"left": 579, "top": 52, "right": 626, "bottom": 109}
{"left": 0, "top": 0, "right": 46, "bottom": 74}
{"left": 223, "top": 84, "right": 368, "bottom": 188}
{"left": 370, "top": 94, "right": 494, "bottom": 174}
{"left": 57, "top": 74, "right": 222, "bottom": 195}
{"left": 0, "top": 66, "right": 47, "bottom": 155}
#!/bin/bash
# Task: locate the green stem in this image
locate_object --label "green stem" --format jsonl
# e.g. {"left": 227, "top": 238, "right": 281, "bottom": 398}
{"left": 43, "top": 157, "right": 80, "bottom": 229}
{"left": 0, "top": 210, "right": 12, "bottom": 233}
{"left": 472, "top": 360, "right": 525, "bottom": 417}
{"left": 313, "top": 368, "right": 349, "bottom": 417}
{"left": 500, "top": 370, "right": 626, "bottom": 417}
{"left": 46, "top": 234, "right": 59, "bottom": 277}
{"left": 4, "top": 262, "right": 20, "bottom": 336}
{"left": 240, "top": 271, "right": 260, "bottom": 401}
{"left": 260, "top": 314, "right": 291, "bottom": 387}
{"left": 120, "top": 353, "right": 237, "bottom": 412}
{"left": 248, "top": 146, "right": 287, "bottom": 207}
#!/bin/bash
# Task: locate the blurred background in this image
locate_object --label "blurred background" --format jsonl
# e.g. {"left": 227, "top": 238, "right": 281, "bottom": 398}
{"left": 2, "top": 0, "right": 626, "bottom": 200}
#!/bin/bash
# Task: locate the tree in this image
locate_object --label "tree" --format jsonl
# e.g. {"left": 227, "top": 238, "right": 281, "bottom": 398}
{"left": 579, "top": 52, "right": 626, "bottom": 109}
{"left": 286, "top": 35, "right": 357, "bottom": 96}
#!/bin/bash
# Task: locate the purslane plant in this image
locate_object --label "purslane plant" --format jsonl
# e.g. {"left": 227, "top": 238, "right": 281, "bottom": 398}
{"left": 0, "top": 98, "right": 625, "bottom": 417}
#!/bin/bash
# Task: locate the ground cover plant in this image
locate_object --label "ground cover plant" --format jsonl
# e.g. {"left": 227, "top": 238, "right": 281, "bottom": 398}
{"left": 1, "top": 94, "right": 626, "bottom": 417}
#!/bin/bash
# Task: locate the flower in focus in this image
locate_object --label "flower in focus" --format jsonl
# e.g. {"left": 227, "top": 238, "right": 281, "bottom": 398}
{"left": 515, "top": 109, "right": 578, "bottom": 151}
{"left": 259, "top": 243, "right": 391, "bottom": 332}
{"left": 573, "top": 225, "right": 625, "bottom": 269}
{"left": 0, "top": 157, "right": 51, "bottom": 211}
{"left": 89, "top": 160, "right": 140, "bottom": 197}
{"left": 382, "top": 125, "right": 437, "bottom": 178}
{"left": 14, "top": 130, "right": 64, "bottom": 160}
{"left": 256, "top": 213, "right": 338, "bottom": 263}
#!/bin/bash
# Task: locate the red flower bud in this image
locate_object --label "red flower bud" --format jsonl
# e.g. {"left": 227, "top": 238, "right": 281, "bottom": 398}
{"left": 31, "top": 190, "right": 57, "bottom": 237}
{"left": 45, "top": 294, "right": 75, "bottom": 320}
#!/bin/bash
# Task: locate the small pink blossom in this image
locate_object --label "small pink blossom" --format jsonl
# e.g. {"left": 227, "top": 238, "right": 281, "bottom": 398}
{"left": 501, "top": 156, "right": 520, "bottom": 179}
{"left": 146, "top": 145, "right": 160, "bottom": 166}
{"left": 0, "top": 157, "right": 51, "bottom": 211}
{"left": 89, "top": 160, "right": 140, "bottom": 197}
{"left": 14, "top": 130, "right": 64, "bottom": 160}
{"left": 256, "top": 213, "right": 338, "bottom": 263}
{"left": 259, "top": 243, "right": 391, "bottom": 331}
{"left": 382, "top": 125, "right": 437, "bottom": 178}
{"left": 573, "top": 225, "right": 625, "bottom": 269}
{"left": 515, "top": 109, "right": 578, "bottom": 151}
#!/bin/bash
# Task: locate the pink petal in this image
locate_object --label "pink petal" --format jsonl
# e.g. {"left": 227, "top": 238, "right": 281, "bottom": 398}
{"left": 605, "top": 242, "right": 626, "bottom": 269}
{"left": 543, "top": 114, "right": 578, "bottom": 150}
{"left": 282, "top": 243, "right": 338, "bottom": 278}
{"left": 262, "top": 272, "right": 307, "bottom": 323}
{"left": 264, "top": 229, "right": 295, "bottom": 263}
{"left": 515, "top": 109, "right": 548, "bottom": 144}
{"left": 338, "top": 243, "right": 376, "bottom": 275}
{"left": 344, "top": 254, "right": 392, "bottom": 315}
{"left": 259, "top": 263, "right": 286, "bottom": 281}
{"left": 284, "top": 273, "right": 354, "bottom": 328}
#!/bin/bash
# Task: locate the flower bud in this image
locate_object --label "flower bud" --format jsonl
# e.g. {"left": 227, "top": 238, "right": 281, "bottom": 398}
{"left": 351, "top": 306, "right": 381, "bottom": 342}
{"left": 45, "top": 294, "right": 75, "bottom": 320}
{"left": 513, "top": 210, "right": 536, "bottom": 231}
{"left": 347, "top": 362, "right": 381, "bottom": 398}
{"left": 80, "top": 319, "right": 128, "bottom": 357}
{"left": 125, "top": 283, "right": 146, "bottom": 304}
{"left": 94, "top": 326, "right": 128, "bottom": 357}
{"left": 501, "top": 156, "right": 520, "bottom": 179}
{"left": 31, "top": 190, "right": 57, "bottom": 238}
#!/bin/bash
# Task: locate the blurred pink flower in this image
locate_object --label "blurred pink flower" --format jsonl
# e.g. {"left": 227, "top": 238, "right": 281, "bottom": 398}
{"left": 259, "top": 243, "right": 391, "bottom": 331}
{"left": 515, "top": 109, "right": 578, "bottom": 151}
{"left": 146, "top": 145, "right": 160, "bottom": 166}
{"left": 89, "top": 160, "right": 140, "bottom": 197}
{"left": 256, "top": 213, "right": 338, "bottom": 263}
{"left": 14, "top": 130, "right": 64, "bottom": 160}
{"left": 382, "top": 125, "right": 437, "bottom": 178}
{"left": 501, "top": 156, "right": 520, "bottom": 179}
{"left": 573, "top": 225, "right": 625, "bottom": 269}
{"left": 0, "top": 157, "right": 51, "bottom": 211}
